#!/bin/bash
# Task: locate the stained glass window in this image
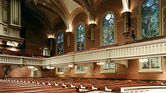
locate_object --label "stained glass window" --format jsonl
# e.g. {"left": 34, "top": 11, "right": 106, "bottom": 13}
{"left": 56, "top": 67, "right": 64, "bottom": 74}
{"left": 102, "top": 13, "right": 115, "bottom": 46}
{"left": 57, "top": 32, "right": 63, "bottom": 55}
{"left": 142, "top": 57, "right": 159, "bottom": 69}
{"left": 57, "top": 68, "right": 63, "bottom": 72}
{"left": 76, "top": 65, "right": 84, "bottom": 72}
{"left": 77, "top": 24, "right": 85, "bottom": 51}
{"left": 103, "top": 62, "right": 115, "bottom": 71}
{"left": 139, "top": 57, "right": 162, "bottom": 73}
{"left": 75, "top": 65, "right": 85, "bottom": 74}
{"left": 142, "top": 0, "right": 159, "bottom": 39}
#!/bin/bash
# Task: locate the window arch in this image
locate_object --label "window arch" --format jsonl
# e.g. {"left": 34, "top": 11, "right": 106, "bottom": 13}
{"left": 102, "top": 13, "right": 115, "bottom": 46}
{"left": 76, "top": 23, "right": 85, "bottom": 51}
{"left": 141, "top": 0, "right": 160, "bottom": 39}
{"left": 57, "top": 31, "right": 63, "bottom": 55}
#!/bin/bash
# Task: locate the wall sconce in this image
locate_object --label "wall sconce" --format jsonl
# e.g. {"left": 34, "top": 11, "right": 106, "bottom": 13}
{"left": 68, "top": 64, "right": 73, "bottom": 68}
{"left": 122, "top": 0, "right": 131, "bottom": 39}
{"left": 89, "top": 22, "right": 96, "bottom": 44}
{"left": 139, "top": 58, "right": 148, "bottom": 63}
{"left": 96, "top": 62, "right": 104, "bottom": 65}
{"left": 122, "top": 11, "right": 131, "bottom": 39}
{"left": 66, "top": 31, "right": 71, "bottom": 48}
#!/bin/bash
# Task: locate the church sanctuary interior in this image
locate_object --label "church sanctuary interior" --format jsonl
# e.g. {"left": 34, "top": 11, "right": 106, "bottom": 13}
{"left": 1, "top": 0, "right": 166, "bottom": 93}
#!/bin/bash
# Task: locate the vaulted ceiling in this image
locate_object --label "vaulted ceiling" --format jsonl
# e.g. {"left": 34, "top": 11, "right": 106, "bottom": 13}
{"left": 23, "top": 0, "right": 123, "bottom": 34}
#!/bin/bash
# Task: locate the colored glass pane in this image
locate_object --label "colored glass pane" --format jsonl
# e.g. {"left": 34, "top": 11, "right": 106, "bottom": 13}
{"left": 57, "top": 32, "right": 63, "bottom": 54}
{"left": 77, "top": 24, "right": 85, "bottom": 51}
{"left": 142, "top": 59, "right": 150, "bottom": 69}
{"left": 142, "top": 0, "right": 159, "bottom": 39}
{"left": 151, "top": 57, "right": 159, "bottom": 68}
{"left": 146, "top": 0, "right": 154, "bottom": 7}
{"left": 103, "top": 13, "right": 115, "bottom": 46}
{"left": 109, "top": 63, "right": 115, "bottom": 70}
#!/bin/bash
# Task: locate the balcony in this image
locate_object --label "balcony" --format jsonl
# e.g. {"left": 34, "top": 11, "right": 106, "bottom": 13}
{"left": 0, "top": 38, "right": 166, "bottom": 66}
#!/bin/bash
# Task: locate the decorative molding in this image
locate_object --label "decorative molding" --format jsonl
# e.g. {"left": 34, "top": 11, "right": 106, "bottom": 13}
{"left": 114, "top": 60, "right": 128, "bottom": 69}
{"left": 0, "top": 54, "right": 44, "bottom": 66}
{"left": 110, "top": 39, "right": 166, "bottom": 60}
{"left": 1, "top": 38, "right": 166, "bottom": 67}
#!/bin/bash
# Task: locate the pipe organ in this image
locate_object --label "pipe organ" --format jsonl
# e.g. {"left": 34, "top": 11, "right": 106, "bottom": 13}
{"left": 0, "top": 0, "right": 24, "bottom": 48}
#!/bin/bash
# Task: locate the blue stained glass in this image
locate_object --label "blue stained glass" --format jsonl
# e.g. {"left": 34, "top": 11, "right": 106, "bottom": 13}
{"left": 103, "top": 13, "right": 115, "bottom": 46}
{"left": 142, "top": 2, "right": 146, "bottom": 8}
{"left": 77, "top": 65, "right": 80, "bottom": 71}
{"left": 57, "top": 31, "right": 63, "bottom": 54}
{"left": 151, "top": 5, "right": 159, "bottom": 38}
{"left": 142, "top": 7, "right": 150, "bottom": 39}
{"left": 81, "top": 66, "right": 84, "bottom": 71}
{"left": 146, "top": 0, "right": 154, "bottom": 7}
{"left": 105, "top": 14, "right": 111, "bottom": 20}
{"left": 77, "top": 23, "right": 85, "bottom": 51}
{"left": 155, "top": 0, "right": 158, "bottom": 4}
{"left": 142, "top": 0, "right": 159, "bottom": 39}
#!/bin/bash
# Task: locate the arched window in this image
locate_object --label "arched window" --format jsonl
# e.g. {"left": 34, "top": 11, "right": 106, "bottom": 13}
{"left": 76, "top": 24, "right": 85, "bottom": 51}
{"left": 141, "top": 0, "right": 159, "bottom": 39}
{"left": 102, "top": 13, "right": 115, "bottom": 46}
{"left": 57, "top": 31, "right": 63, "bottom": 55}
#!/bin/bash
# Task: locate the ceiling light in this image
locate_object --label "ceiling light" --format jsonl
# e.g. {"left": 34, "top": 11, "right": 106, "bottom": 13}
{"left": 28, "top": 66, "right": 34, "bottom": 69}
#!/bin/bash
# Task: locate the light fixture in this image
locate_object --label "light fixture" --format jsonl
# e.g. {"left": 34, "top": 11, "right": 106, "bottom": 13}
{"left": 7, "top": 48, "right": 18, "bottom": 51}
{"left": 68, "top": 64, "right": 73, "bottom": 68}
{"left": 28, "top": 66, "right": 34, "bottom": 69}
{"left": 34, "top": 68, "right": 38, "bottom": 71}
{"left": 43, "top": 3, "right": 45, "bottom": 6}
{"left": 48, "top": 35, "right": 55, "bottom": 39}
{"left": 66, "top": 24, "right": 72, "bottom": 47}
{"left": 46, "top": 66, "right": 55, "bottom": 69}
{"left": 139, "top": 58, "right": 148, "bottom": 63}
{"left": 66, "top": 30, "right": 71, "bottom": 48}
{"left": 122, "top": 0, "right": 131, "bottom": 39}
{"left": 96, "top": 62, "right": 104, "bottom": 65}
{"left": 89, "top": 21, "right": 96, "bottom": 44}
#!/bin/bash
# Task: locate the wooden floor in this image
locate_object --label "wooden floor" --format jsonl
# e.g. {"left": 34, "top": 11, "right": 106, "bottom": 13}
{"left": 0, "top": 80, "right": 76, "bottom": 93}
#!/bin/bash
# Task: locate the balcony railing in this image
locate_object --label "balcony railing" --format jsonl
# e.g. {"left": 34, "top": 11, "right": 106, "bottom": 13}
{"left": 0, "top": 38, "right": 166, "bottom": 66}
{"left": 0, "top": 55, "right": 44, "bottom": 66}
